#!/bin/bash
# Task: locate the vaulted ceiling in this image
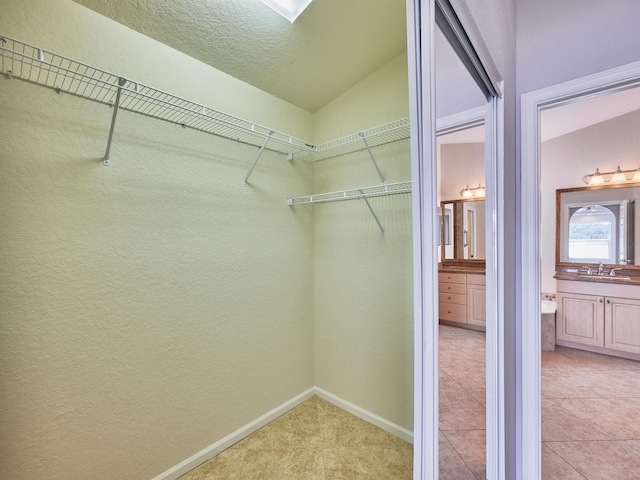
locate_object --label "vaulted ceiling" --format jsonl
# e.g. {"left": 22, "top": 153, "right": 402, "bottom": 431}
{"left": 74, "top": 0, "right": 409, "bottom": 113}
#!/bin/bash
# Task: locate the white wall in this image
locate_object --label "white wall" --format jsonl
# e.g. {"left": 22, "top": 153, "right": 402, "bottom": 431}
{"left": 517, "top": 0, "right": 640, "bottom": 96}
{"left": 440, "top": 142, "right": 485, "bottom": 201}
{"left": 540, "top": 110, "right": 640, "bottom": 294}
{"left": 312, "top": 51, "right": 414, "bottom": 430}
{"left": 0, "top": 2, "right": 315, "bottom": 479}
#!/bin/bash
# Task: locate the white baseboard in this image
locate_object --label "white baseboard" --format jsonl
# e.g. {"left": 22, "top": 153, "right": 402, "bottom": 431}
{"left": 150, "top": 387, "right": 315, "bottom": 480}
{"left": 151, "top": 386, "right": 413, "bottom": 479}
{"left": 314, "top": 387, "right": 414, "bottom": 444}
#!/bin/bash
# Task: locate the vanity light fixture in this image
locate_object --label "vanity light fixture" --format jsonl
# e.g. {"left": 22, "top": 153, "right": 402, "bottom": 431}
{"left": 585, "top": 165, "right": 640, "bottom": 185}
{"left": 610, "top": 166, "right": 626, "bottom": 183}
{"left": 460, "top": 183, "right": 486, "bottom": 198}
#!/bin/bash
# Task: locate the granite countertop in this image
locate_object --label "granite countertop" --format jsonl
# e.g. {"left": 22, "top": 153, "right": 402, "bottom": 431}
{"left": 554, "top": 271, "right": 640, "bottom": 285}
{"left": 439, "top": 264, "right": 486, "bottom": 275}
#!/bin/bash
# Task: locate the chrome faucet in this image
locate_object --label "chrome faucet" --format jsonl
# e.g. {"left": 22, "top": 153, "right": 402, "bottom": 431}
{"left": 582, "top": 266, "right": 593, "bottom": 275}
{"left": 598, "top": 262, "right": 605, "bottom": 275}
{"left": 610, "top": 268, "right": 622, "bottom": 277}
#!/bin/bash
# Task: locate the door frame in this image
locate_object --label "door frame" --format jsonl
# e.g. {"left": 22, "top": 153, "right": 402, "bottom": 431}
{"left": 407, "top": 1, "right": 505, "bottom": 478}
{"left": 520, "top": 59, "right": 640, "bottom": 479}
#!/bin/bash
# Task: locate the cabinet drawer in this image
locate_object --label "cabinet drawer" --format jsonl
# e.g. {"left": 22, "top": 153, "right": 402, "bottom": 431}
{"left": 439, "top": 292, "right": 466, "bottom": 305}
{"left": 439, "top": 282, "right": 467, "bottom": 295}
{"left": 467, "top": 274, "right": 486, "bottom": 286}
{"left": 440, "top": 303, "right": 467, "bottom": 322}
{"left": 438, "top": 272, "right": 466, "bottom": 284}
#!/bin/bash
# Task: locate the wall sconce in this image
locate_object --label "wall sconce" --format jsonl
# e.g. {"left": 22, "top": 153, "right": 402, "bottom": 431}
{"left": 584, "top": 166, "right": 640, "bottom": 185}
{"left": 460, "top": 183, "right": 486, "bottom": 198}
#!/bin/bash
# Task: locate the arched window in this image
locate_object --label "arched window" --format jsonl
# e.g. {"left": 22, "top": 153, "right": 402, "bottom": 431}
{"left": 568, "top": 204, "right": 617, "bottom": 263}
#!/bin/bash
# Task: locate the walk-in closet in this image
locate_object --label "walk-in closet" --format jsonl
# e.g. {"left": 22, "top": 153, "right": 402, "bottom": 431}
{"left": 0, "top": 1, "right": 491, "bottom": 479}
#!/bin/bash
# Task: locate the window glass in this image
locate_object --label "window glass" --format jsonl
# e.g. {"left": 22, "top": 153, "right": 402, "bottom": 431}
{"left": 568, "top": 205, "right": 616, "bottom": 262}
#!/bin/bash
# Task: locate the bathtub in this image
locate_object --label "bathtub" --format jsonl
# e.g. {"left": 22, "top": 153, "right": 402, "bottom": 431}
{"left": 541, "top": 299, "right": 557, "bottom": 351}
{"left": 541, "top": 299, "right": 557, "bottom": 315}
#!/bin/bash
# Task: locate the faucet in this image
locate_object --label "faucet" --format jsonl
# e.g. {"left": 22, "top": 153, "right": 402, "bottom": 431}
{"left": 610, "top": 268, "right": 622, "bottom": 277}
{"left": 582, "top": 266, "right": 593, "bottom": 275}
{"left": 598, "top": 262, "right": 604, "bottom": 275}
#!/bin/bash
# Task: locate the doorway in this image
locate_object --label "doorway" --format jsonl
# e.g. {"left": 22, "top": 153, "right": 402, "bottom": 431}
{"left": 407, "top": 0, "right": 504, "bottom": 478}
{"left": 521, "top": 60, "right": 640, "bottom": 479}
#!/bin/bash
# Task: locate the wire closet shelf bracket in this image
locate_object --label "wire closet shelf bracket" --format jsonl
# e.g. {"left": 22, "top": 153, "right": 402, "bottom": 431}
{"left": 0, "top": 34, "right": 315, "bottom": 180}
{"left": 1, "top": 34, "right": 413, "bottom": 234}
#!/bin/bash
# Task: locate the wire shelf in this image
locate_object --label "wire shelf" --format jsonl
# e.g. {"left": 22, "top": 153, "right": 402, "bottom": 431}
{"left": 0, "top": 34, "right": 314, "bottom": 156}
{"left": 0, "top": 33, "right": 410, "bottom": 194}
{"left": 287, "top": 181, "right": 412, "bottom": 205}
{"left": 297, "top": 118, "right": 410, "bottom": 162}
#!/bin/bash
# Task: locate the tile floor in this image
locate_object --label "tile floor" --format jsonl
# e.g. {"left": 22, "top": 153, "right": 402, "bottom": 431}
{"left": 542, "top": 344, "right": 640, "bottom": 479}
{"left": 178, "top": 395, "right": 413, "bottom": 479}
{"left": 179, "top": 325, "right": 640, "bottom": 479}
{"left": 439, "top": 324, "right": 487, "bottom": 480}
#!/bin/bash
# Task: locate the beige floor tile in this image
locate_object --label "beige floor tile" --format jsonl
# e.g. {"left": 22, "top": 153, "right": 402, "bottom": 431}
{"left": 322, "top": 444, "right": 412, "bottom": 480}
{"left": 546, "top": 440, "right": 640, "bottom": 480}
{"left": 542, "top": 371, "right": 601, "bottom": 399}
{"left": 439, "top": 389, "right": 486, "bottom": 431}
{"left": 178, "top": 444, "right": 245, "bottom": 480}
{"left": 443, "top": 429, "right": 486, "bottom": 480}
{"left": 554, "top": 397, "right": 640, "bottom": 440}
{"left": 439, "top": 432, "right": 476, "bottom": 480}
{"left": 541, "top": 443, "right": 586, "bottom": 480}
{"left": 542, "top": 399, "right": 609, "bottom": 442}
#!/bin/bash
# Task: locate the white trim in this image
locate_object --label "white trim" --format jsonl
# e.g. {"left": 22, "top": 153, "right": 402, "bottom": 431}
{"left": 485, "top": 91, "right": 505, "bottom": 480}
{"left": 150, "top": 388, "right": 315, "bottom": 480}
{"left": 436, "top": 105, "right": 487, "bottom": 134}
{"left": 150, "top": 387, "right": 414, "bottom": 480}
{"left": 406, "top": 0, "right": 438, "bottom": 478}
{"left": 407, "top": 0, "right": 505, "bottom": 477}
{"left": 314, "top": 387, "right": 414, "bottom": 443}
{"left": 520, "top": 59, "right": 640, "bottom": 480}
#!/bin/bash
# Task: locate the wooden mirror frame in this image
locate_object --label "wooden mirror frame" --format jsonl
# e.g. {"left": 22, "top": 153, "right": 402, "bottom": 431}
{"left": 440, "top": 198, "right": 486, "bottom": 268}
{"left": 556, "top": 182, "right": 640, "bottom": 274}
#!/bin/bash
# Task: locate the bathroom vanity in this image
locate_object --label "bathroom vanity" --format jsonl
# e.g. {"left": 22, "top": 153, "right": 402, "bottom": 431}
{"left": 438, "top": 267, "right": 486, "bottom": 330}
{"left": 555, "top": 274, "right": 640, "bottom": 359}
{"left": 439, "top": 197, "right": 486, "bottom": 331}
{"left": 554, "top": 182, "right": 640, "bottom": 359}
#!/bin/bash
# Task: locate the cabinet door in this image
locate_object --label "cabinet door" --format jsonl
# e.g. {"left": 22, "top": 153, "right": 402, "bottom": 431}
{"left": 605, "top": 297, "right": 640, "bottom": 354}
{"left": 466, "top": 284, "right": 486, "bottom": 326}
{"left": 557, "top": 292, "right": 604, "bottom": 347}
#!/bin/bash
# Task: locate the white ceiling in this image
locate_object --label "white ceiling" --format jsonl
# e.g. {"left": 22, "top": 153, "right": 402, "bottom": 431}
{"left": 73, "top": 0, "right": 640, "bottom": 134}
{"left": 542, "top": 85, "right": 640, "bottom": 141}
{"left": 73, "top": 0, "right": 408, "bottom": 113}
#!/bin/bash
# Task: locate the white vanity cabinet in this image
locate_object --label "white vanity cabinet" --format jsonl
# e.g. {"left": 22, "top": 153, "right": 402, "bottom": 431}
{"left": 556, "top": 292, "right": 605, "bottom": 347}
{"left": 556, "top": 279, "right": 640, "bottom": 359}
{"left": 438, "top": 271, "right": 485, "bottom": 330}
{"left": 605, "top": 296, "right": 640, "bottom": 355}
{"left": 466, "top": 274, "right": 487, "bottom": 327}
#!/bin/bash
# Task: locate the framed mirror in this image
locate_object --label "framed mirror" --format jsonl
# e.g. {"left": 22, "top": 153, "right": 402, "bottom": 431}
{"left": 556, "top": 183, "right": 640, "bottom": 269}
{"left": 440, "top": 198, "right": 486, "bottom": 264}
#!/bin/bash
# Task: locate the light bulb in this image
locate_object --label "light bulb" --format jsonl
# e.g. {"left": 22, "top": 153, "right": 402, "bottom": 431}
{"left": 589, "top": 168, "right": 604, "bottom": 185}
{"left": 461, "top": 186, "right": 472, "bottom": 198}
{"left": 475, "top": 184, "right": 485, "bottom": 197}
{"left": 632, "top": 167, "right": 640, "bottom": 182}
{"left": 611, "top": 166, "right": 626, "bottom": 183}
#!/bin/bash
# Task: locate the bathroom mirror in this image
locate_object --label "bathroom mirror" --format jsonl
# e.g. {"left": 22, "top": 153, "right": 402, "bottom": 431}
{"left": 556, "top": 183, "right": 640, "bottom": 268}
{"left": 440, "top": 198, "right": 486, "bottom": 263}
